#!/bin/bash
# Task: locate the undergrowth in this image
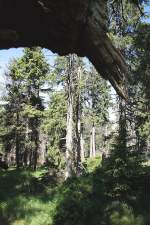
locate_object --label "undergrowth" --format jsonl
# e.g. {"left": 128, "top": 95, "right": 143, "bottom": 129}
{"left": 0, "top": 158, "right": 150, "bottom": 225}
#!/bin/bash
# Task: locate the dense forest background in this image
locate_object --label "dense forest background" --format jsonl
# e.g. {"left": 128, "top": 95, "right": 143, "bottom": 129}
{"left": 0, "top": 1, "right": 150, "bottom": 225}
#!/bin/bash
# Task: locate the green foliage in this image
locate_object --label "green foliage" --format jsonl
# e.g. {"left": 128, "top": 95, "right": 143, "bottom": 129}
{"left": 43, "top": 92, "right": 67, "bottom": 138}
{"left": 84, "top": 156, "right": 102, "bottom": 173}
{"left": 107, "top": 202, "right": 144, "bottom": 225}
{"left": 4, "top": 47, "right": 50, "bottom": 168}
{"left": 0, "top": 106, "right": 7, "bottom": 153}
{"left": 47, "top": 146, "right": 65, "bottom": 170}
{"left": 43, "top": 91, "right": 67, "bottom": 169}
{"left": 104, "top": 148, "right": 144, "bottom": 199}
{"left": 1, "top": 161, "right": 150, "bottom": 225}
{"left": 84, "top": 66, "right": 111, "bottom": 125}
{"left": 132, "top": 24, "right": 150, "bottom": 143}
{"left": 0, "top": 168, "right": 56, "bottom": 225}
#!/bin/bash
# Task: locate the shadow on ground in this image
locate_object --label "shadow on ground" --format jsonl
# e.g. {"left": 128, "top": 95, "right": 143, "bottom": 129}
{"left": 1, "top": 162, "right": 150, "bottom": 225}
{"left": 0, "top": 168, "right": 57, "bottom": 225}
{"left": 52, "top": 165, "right": 150, "bottom": 225}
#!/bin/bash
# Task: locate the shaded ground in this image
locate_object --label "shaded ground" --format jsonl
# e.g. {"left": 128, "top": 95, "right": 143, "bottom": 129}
{"left": 1, "top": 158, "right": 150, "bottom": 225}
{"left": 0, "top": 168, "right": 57, "bottom": 225}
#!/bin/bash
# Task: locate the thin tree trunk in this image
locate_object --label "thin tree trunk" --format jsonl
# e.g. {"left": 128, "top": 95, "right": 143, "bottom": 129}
{"left": 90, "top": 123, "right": 96, "bottom": 158}
{"left": 29, "top": 118, "right": 36, "bottom": 170}
{"left": 38, "top": 131, "right": 47, "bottom": 165}
{"left": 92, "top": 123, "right": 96, "bottom": 157}
{"left": 75, "top": 102, "right": 81, "bottom": 172}
{"left": 80, "top": 127, "right": 85, "bottom": 162}
{"left": 65, "top": 55, "right": 74, "bottom": 179}
{"left": 33, "top": 126, "right": 39, "bottom": 171}
{"left": 16, "top": 112, "right": 20, "bottom": 168}
{"left": 90, "top": 130, "right": 93, "bottom": 158}
{"left": 33, "top": 88, "right": 40, "bottom": 171}
{"left": 65, "top": 96, "right": 73, "bottom": 178}
{"left": 29, "top": 123, "right": 38, "bottom": 171}
{"left": 75, "top": 65, "right": 85, "bottom": 173}
{"left": 16, "top": 133, "right": 20, "bottom": 168}
{"left": 24, "top": 119, "right": 29, "bottom": 167}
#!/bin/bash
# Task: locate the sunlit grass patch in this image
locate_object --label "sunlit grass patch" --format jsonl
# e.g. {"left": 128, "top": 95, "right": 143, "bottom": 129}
{"left": 85, "top": 155, "right": 102, "bottom": 173}
{"left": 0, "top": 168, "right": 57, "bottom": 225}
{"left": 0, "top": 192, "right": 57, "bottom": 225}
{"left": 1, "top": 164, "right": 150, "bottom": 225}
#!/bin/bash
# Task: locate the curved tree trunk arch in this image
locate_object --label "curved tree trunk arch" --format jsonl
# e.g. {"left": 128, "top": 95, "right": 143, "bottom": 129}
{"left": 0, "top": 0, "right": 128, "bottom": 98}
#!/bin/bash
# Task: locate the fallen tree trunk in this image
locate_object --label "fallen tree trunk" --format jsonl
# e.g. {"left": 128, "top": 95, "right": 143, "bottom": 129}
{"left": 0, "top": 0, "right": 128, "bottom": 98}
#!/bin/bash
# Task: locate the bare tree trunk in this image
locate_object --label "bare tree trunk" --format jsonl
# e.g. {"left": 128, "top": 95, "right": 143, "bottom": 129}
{"left": 90, "top": 131, "right": 93, "bottom": 158}
{"left": 24, "top": 120, "right": 29, "bottom": 167}
{"left": 75, "top": 65, "right": 81, "bottom": 173}
{"left": 92, "top": 123, "right": 96, "bottom": 157}
{"left": 75, "top": 64, "right": 85, "bottom": 173}
{"left": 16, "top": 112, "right": 20, "bottom": 168}
{"left": 80, "top": 127, "right": 85, "bottom": 162}
{"left": 32, "top": 88, "right": 41, "bottom": 171}
{"left": 75, "top": 99, "right": 81, "bottom": 173}
{"left": 90, "top": 123, "right": 96, "bottom": 158}
{"left": 38, "top": 131, "right": 47, "bottom": 165}
{"left": 33, "top": 125, "right": 39, "bottom": 171}
{"left": 65, "top": 55, "right": 74, "bottom": 179}
{"left": 65, "top": 95, "right": 73, "bottom": 178}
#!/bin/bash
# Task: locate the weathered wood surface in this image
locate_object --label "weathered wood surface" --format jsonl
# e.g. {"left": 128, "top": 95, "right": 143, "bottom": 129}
{"left": 0, "top": 0, "right": 128, "bottom": 98}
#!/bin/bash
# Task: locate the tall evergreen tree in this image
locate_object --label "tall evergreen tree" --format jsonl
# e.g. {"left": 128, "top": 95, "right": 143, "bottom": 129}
{"left": 132, "top": 23, "right": 150, "bottom": 153}
{"left": 49, "top": 54, "right": 86, "bottom": 177}
{"left": 4, "top": 47, "right": 49, "bottom": 169}
{"left": 84, "top": 66, "right": 111, "bottom": 158}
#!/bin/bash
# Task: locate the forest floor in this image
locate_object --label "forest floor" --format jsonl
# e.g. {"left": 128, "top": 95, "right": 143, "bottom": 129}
{"left": 1, "top": 157, "right": 150, "bottom": 225}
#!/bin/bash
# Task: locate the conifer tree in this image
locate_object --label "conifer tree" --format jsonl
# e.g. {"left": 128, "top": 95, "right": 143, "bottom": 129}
{"left": 4, "top": 48, "right": 49, "bottom": 169}
{"left": 84, "top": 66, "right": 111, "bottom": 158}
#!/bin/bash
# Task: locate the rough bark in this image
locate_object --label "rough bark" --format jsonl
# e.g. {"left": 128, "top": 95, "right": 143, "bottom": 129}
{"left": 0, "top": 0, "right": 127, "bottom": 98}
{"left": 37, "top": 131, "right": 47, "bottom": 165}
{"left": 75, "top": 65, "right": 82, "bottom": 172}
{"left": 75, "top": 97, "right": 81, "bottom": 172}
{"left": 65, "top": 55, "right": 74, "bottom": 179}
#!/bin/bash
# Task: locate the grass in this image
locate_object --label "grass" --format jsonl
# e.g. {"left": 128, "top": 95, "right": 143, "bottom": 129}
{"left": 1, "top": 158, "right": 150, "bottom": 225}
{"left": 84, "top": 155, "right": 102, "bottom": 173}
{"left": 0, "top": 168, "right": 57, "bottom": 225}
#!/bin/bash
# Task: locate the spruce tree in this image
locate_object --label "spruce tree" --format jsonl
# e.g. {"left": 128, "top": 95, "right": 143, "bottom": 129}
{"left": 4, "top": 48, "right": 49, "bottom": 169}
